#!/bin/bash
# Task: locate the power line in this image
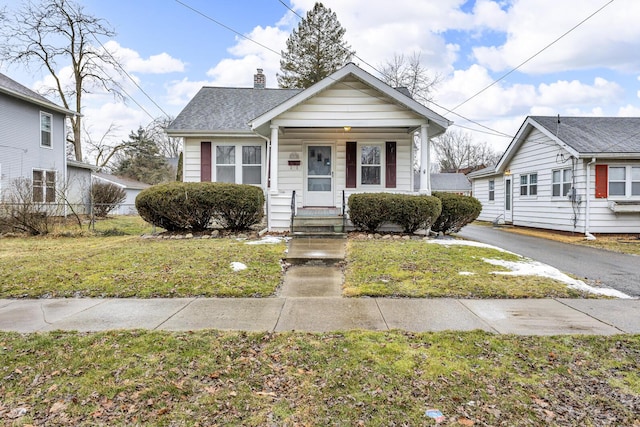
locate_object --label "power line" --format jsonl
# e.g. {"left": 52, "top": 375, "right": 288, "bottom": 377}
{"left": 174, "top": 0, "right": 281, "bottom": 57}
{"left": 90, "top": 33, "right": 172, "bottom": 120}
{"left": 448, "top": 0, "right": 616, "bottom": 114}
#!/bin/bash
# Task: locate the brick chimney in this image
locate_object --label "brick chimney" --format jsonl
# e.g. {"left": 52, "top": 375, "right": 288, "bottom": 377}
{"left": 253, "top": 68, "right": 266, "bottom": 89}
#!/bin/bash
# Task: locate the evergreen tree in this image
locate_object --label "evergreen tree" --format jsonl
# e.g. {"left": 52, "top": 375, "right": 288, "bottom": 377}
{"left": 114, "top": 127, "right": 172, "bottom": 185}
{"left": 277, "top": 2, "right": 353, "bottom": 89}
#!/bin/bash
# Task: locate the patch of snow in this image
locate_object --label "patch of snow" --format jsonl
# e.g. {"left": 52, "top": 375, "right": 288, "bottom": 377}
{"left": 230, "top": 262, "right": 247, "bottom": 272}
{"left": 245, "top": 236, "right": 286, "bottom": 245}
{"left": 483, "top": 258, "right": 632, "bottom": 299}
{"left": 426, "top": 238, "right": 516, "bottom": 254}
{"left": 459, "top": 271, "right": 475, "bottom": 276}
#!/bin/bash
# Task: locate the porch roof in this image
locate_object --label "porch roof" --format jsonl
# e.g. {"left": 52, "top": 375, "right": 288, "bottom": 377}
{"left": 250, "top": 63, "right": 452, "bottom": 137}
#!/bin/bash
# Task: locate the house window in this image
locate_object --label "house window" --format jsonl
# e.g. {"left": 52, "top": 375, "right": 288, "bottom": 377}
{"left": 242, "top": 146, "right": 261, "bottom": 185}
{"left": 607, "top": 166, "right": 640, "bottom": 197}
{"left": 40, "top": 112, "right": 52, "bottom": 148}
{"left": 33, "top": 170, "right": 56, "bottom": 203}
{"left": 520, "top": 173, "right": 537, "bottom": 196}
{"left": 215, "top": 144, "right": 262, "bottom": 185}
{"left": 216, "top": 146, "right": 236, "bottom": 183}
{"left": 361, "top": 145, "right": 381, "bottom": 185}
{"left": 552, "top": 168, "right": 572, "bottom": 197}
{"left": 488, "top": 180, "right": 495, "bottom": 201}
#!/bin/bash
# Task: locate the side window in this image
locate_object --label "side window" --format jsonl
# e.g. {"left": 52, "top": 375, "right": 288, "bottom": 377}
{"left": 520, "top": 173, "right": 537, "bottom": 196}
{"left": 32, "top": 170, "right": 56, "bottom": 202}
{"left": 488, "top": 180, "right": 495, "bottom": 201}
{"left": 608, "top": 167, "right": 626, "bottom": 196}
{"left": 216, "top": 146, "right": 235, "bottom": 183}
{"left": 361, "top": 145, "right": 381, "bottom": 185}
{"left": 242, "top": 146, "right": 261, "bottom": 185}
{"left": 40, "top": 112, "right": 52, "bottom": 148}
{"left": 632, "top": 167, "right": 640, "bottom": 196}
{"left": 552, "top": 168, "right": 572, "bottom": 197}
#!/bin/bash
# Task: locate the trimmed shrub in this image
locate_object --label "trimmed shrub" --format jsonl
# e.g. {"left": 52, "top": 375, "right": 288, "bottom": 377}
{"left": 387, "top": 194, "right": 442, "bottom": 233}
{"left": 135, "top": 182, "right": 264, "bottom": 232}
{"left": 431, "top": 192, "right": 482, "bottom": 235}
{"left": 92, "top": 182, "right": 126, "bottom": 217}
{"left": 211, "top": 183, "right": 265, "bottom": 231}
{"left": 348, "top": 193, "right": 392, "bottom": 232}
{"left": 348, "top": 193, "right": 441, "bottom": 233}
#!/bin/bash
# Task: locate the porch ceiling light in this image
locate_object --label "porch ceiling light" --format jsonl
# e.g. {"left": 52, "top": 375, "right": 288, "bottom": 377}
{"left": 343, "top": 126, "right": 351, "bottom": 132}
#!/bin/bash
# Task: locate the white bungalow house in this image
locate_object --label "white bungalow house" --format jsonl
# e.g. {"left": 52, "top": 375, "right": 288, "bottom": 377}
{"left": 0, "top": 72, "right": 89, "bottom": 214}
{"left": 469, "top": 116, "right": 640, "bottom": 236}
{"left": 167, "top": 63, "right": 451, "bottom": 231}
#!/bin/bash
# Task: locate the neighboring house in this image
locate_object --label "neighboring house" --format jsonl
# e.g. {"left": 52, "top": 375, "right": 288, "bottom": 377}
{"left": 0, "top": 72, "right": 78, "bottom": 210}
{"left": 414, "top": 172, "right": 472, "bottom": 195}
{"left": 167, "top": 63, "right": 451, "bottom": 231}
{"left": 93, "top": 172, "right": 151, "bottom": 215}
{"left": 67, "top": 160, "right": 98, "bottom": 214}
{"left": 469, "top": 116, "right": 640, "bottom": 235}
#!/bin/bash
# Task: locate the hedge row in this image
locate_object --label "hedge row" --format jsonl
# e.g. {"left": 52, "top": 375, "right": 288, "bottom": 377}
{"left": 348, "top": 192, "right": 481, "bottom": 234}
{"left": 348, "top": 193, "right": 442, "bottom": 233}
{"left": 135, "top": 182, "right": 264, "bottom": 232}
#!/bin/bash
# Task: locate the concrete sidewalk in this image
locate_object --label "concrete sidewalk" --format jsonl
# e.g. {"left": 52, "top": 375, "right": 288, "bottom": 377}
{"left": 1, "top": 297, "right": 639, "bottom": 335}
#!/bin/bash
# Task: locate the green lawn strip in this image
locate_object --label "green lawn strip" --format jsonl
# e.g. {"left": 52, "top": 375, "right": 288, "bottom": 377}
{"left": 344, "top": 240, "right": 585, "bottom": 298}
{"left": 0, "top": 330, "right": 637, "bottom": 426}
{"left": 0, "top": 237, "right": 285, "bottom": 298}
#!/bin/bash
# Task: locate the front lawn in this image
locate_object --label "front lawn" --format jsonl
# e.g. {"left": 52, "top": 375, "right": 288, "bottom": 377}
{"left": 0, "top": 330, "right": 638, "bottom": 426}
{"left": 0, "top": 236, "right": 285, "bottom": 298}
{"left": 344, "top": 239, "right": 588, "bottom": 298}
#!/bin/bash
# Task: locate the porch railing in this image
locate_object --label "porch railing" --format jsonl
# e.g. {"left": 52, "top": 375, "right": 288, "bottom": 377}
{"left": 342, "top": 190, "right": 347, "bottom": 231}
{"left": 290, "top": 190, "right": 296, "bottom": 233}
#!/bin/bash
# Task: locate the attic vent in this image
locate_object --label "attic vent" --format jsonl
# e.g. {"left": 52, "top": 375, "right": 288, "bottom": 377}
{"left": 254, "top": 68, "right": 266, "bottom": 89}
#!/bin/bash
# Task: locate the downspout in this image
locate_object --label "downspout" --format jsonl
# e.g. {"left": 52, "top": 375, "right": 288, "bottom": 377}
{"left": 255, "top": 132, "right": 271, "bottom": 232}
{"left": 585, "top": 157, "right": 596, "bottom": 240}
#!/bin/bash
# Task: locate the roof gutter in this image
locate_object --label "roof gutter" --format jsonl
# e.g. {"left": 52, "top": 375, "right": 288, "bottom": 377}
{"left": 584, "top": 157, "right": 596, "bottom": 240}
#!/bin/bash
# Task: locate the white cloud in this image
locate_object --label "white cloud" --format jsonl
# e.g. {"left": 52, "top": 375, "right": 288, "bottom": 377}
{"left": 537, "top": 78, "right": 623, "bottom": 106}
{"left": 473, "top": 0, "right": 640, "bottom": 74}
{"left": 104, "top": 41, "right": 185, "bottom": 74}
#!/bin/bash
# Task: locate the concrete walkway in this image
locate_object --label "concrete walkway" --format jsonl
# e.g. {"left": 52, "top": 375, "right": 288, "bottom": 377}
{"left": 1, "top": 297, "right": 639, "bottom": 335}
{"left": 1, "top": 236, "right": 639, "bottom": 335}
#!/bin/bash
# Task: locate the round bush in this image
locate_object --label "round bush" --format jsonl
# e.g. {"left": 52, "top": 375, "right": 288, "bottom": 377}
{"left": 135, "top": 182, "right": 264, "bottom": 232}
{"left": 431, "top": 192, "right": 482, "bottom": 235}
{"left": 348, "top": 193, "right": 441, "bottom": 233}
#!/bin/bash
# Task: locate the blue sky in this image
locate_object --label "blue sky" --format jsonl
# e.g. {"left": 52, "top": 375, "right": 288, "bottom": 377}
{"left": 2, "top": 0, "right": 639, "bottom": 158}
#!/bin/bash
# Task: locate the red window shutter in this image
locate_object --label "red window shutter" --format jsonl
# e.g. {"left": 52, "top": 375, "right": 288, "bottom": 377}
{"left": 201, "top": 142, "right": 212, "bottom": 182}
{"left": 385, "top": 141, "right": 396, "bottom": 188}
{"left": 346, "top": 141, "right": 357, "bottom": 188}
{"left": 595, "top": 164, "right": 608, "bottom": 198}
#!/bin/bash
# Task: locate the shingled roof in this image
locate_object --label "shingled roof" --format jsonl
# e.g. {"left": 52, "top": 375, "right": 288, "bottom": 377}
{"left": 531, "top": 116, "right": 640, "bottom": 154}
{"left": 0, "top": 72, "right": 76, "bottom": 115}
{"left": 168, "top": 87, "right": 301, "bottom": 134}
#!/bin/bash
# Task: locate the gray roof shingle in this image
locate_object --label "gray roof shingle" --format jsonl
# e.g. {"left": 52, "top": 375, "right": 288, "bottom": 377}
{"left": 168, "top": 87, "right": 302, "bottom": 133}
{"left": 94, "top": 172, "right": 151, "bottom": 190}
{"left": 531, "top": 116, "right": 640, "bottom": 154}
{"left": 0, "top": 72, "right": 73, "bottom": 114}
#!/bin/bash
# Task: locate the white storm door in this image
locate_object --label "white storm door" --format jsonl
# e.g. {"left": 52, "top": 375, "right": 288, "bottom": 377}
{"left": 504, "top": 177, "right": 513, "bottom": 223}
{"left": 305, "top": 145, "right": 334, "bottom": 206}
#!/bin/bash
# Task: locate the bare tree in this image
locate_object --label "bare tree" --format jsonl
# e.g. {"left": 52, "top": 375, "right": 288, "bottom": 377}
{"left": 145, "top": 116, "right": 182, "bottom": 158}
{"left": 84, "top": 122, "right": 130, "bottom": 171}
{"left": 0, "top": 0, "right": 124, "bottom": 162}
{"left": 379, "top": 52, "right": 440, "bottom": 104}
{"left": 432, "top": 129, "right": 500, "bottom": 173}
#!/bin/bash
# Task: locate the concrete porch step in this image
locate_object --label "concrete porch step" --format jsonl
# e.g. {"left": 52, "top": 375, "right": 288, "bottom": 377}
{"left": 292, "top": 216, "right": 345, "bottom": 234}
{"left": 285, "top": 237, "right": 346, "bottom": 265}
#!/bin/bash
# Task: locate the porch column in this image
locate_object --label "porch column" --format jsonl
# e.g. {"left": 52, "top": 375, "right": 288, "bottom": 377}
{"left": 419, "top": 122, "right": 431, "bottom": 194}
{"left": 270, "top": 125, "right": 279, "bottom": 193}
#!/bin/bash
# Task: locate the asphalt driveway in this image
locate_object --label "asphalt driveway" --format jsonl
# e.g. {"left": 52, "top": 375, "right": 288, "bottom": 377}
{"left": 456, "top": 224, "right": 640, "bottom": 298}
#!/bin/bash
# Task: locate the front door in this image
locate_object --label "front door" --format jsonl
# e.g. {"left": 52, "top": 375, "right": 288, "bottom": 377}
{"left": 504, "top": 177, "right": 513, "bottom": 223}
{"left": 305, "top": 145, "right": 334, "bottom": 206}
